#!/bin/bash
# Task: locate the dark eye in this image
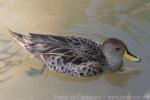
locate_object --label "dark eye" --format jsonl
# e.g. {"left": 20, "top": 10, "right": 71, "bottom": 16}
{"left": 116, "top": 48, "right": 120, "bottom": 51}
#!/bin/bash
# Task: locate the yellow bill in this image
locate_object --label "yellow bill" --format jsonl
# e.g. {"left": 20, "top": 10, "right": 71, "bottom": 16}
{"left": 123, "top": 51, "right": 141, "bottom": 62}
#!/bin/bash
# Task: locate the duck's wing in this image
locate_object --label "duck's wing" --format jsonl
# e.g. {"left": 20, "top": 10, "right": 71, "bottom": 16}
{"left": 28, "top": 33, "right": 106, "bottom": 65}
{"left": 9, "top": 30, "right": 107, "bottom": 66}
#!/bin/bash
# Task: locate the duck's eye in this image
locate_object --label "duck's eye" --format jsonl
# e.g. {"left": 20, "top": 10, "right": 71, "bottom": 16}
{"left": 116, "top": 48, "right": 120, "bottom": 51}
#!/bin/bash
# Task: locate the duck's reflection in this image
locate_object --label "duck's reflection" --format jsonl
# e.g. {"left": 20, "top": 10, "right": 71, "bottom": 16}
{"left": 104, "top": 68, "right": 141, "bottom": 86}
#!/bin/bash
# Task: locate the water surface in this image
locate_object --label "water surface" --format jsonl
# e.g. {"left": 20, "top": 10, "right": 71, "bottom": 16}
{"left": 0, "top": 0, "right": 150, "bottom": 100}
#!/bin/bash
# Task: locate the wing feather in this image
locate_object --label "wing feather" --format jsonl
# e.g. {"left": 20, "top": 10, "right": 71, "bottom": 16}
{"left": 27, "top": 33, "right": 106, "bottom": 65}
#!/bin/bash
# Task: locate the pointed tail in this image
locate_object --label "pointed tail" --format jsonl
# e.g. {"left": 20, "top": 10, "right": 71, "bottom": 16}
{"left": 8, "top": 30, "right": 27, "bottom": 47}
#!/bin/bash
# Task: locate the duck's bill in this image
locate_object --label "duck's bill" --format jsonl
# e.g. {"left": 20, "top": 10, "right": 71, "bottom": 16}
{"left": 123, "top": 51, "right": 141, "bottom": 62}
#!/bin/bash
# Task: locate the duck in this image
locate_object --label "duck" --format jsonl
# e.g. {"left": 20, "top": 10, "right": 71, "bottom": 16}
{"left": 9, "top": 30, "right": 141, "bottom": 77}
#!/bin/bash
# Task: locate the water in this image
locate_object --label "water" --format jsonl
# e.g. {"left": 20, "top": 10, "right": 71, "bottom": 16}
{"left": 0, "top": 0, "right": 150, "bottom": 100}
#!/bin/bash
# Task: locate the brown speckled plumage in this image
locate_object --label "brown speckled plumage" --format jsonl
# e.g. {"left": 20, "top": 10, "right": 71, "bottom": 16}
{"left": 9, "top": 30, "right": 140, "bottom": 77}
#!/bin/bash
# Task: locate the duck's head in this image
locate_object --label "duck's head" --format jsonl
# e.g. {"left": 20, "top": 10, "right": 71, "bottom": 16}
{"left": 102, "top": 38, "right": 141, "bottom": 71}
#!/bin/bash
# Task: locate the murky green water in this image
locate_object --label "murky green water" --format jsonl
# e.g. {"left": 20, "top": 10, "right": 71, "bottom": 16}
{"left": 0, "top": 0, "right": 150, "bottom": 100}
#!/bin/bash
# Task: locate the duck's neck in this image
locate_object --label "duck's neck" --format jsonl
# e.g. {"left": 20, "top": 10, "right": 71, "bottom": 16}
{"left": 104, "top": 53, "right": 123, "bottom": 72}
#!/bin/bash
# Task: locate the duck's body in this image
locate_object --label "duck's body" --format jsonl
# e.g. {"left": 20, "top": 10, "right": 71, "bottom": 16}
{"left": 9, "top": 31, "right": 140, "bottom": 77}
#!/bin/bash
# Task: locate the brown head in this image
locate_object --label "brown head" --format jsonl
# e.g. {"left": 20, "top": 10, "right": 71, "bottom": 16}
{"left": 102, "top": 38, "right": 141, "bottom": 71}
